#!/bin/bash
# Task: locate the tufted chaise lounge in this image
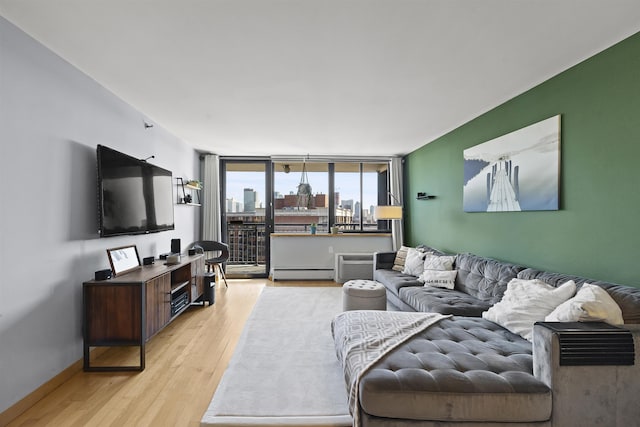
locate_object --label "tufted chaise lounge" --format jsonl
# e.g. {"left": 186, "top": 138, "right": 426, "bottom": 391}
{"left": 357, "top": 317, "right": 550, "bottom": 425}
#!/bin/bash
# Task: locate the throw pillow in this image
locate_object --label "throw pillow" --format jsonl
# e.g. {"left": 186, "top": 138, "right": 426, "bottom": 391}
{"left": 423, "top": 254, "right": 455, "bottom": 271}
{"left": 482, "top": 278, "right": 576, "bottom": 341}
{"left": 422, "top": 269, "right": 457, "bottom": 289}
{"left": 417, "top": 254, "right": 456, "bottom": 283}
{"left": 545, "top": 283, "right": 624, "bottom": 325}
{"left": 392, "top": 246, "right": 410, "bottom": 272}
{"left": 402, "top": 247, "right": 427, "bottom": 277}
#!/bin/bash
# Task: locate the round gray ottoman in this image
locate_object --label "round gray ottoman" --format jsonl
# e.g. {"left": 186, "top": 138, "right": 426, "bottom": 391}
{"left": 342, "top": 279, "right": 386, "bottom": 311}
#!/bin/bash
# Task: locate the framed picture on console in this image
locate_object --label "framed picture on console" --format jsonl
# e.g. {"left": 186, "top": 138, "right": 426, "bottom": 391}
{"left": 107, "top": 245, "right": 141, "bottom": 276}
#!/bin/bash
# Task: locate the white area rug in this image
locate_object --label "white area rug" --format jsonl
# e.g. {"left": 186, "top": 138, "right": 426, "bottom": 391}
{"left": 201, "top": 286, "right": 352, "bottom": 427}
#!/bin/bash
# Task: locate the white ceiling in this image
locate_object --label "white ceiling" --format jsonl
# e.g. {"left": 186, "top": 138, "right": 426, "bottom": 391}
{"left": 2, "top": 1, "right": 640, "bottom": 157}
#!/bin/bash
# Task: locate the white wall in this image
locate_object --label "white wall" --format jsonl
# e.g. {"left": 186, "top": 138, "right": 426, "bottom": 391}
{"left": 0, "top": 17, "right": 200, "bottom": 413}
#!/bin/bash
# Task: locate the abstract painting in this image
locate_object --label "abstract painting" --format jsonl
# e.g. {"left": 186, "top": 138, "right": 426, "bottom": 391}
{"left": 463, "top": 115, "right": 560, "bottom": 212}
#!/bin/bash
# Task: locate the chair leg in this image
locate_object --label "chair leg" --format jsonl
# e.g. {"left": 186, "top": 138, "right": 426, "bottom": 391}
{"left": 216, "top": 264, "right": 229, "bottom": 288}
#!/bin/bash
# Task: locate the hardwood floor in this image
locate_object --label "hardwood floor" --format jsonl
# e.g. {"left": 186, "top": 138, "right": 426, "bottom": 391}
{"left": 6, "top": 279, "right": 341, "bottom": 427}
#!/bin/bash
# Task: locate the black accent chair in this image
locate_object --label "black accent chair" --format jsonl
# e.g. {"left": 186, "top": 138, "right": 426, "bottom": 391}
{"left": 192, "top": 241, "right": 230, "bottom": 288}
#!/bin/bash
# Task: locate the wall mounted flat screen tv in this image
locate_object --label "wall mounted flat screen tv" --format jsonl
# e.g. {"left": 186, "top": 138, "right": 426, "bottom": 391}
{"left": 97, "top": 144, "right": 175, "bottom": 237}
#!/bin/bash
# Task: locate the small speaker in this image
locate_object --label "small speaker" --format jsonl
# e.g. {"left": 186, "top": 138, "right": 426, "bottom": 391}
{"left": 171, "top": 238, "right": 181, "bottom": 254}
{"left": 143, "top": 256, "right": 155, "bottom": 265}
{"left": 95, "top": 269, "right": 112, "bottom": 281}
{"left": 188, "top": 248, "right": 196, "bottom": 256}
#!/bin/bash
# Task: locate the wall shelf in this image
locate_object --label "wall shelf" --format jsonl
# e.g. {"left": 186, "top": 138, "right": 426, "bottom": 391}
{"left": 177, "top": 177, "right": 202, "bottom": 206}
{"left": 416, "top": 192, "right": 435, "bottom": 200}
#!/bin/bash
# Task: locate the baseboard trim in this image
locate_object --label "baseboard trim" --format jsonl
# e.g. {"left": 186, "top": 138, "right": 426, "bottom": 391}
{"left": 0, "top": 348, "right": 107, "bottom": 426}
{"left": 271, "top": 268, "right": 334, "bottom": 281}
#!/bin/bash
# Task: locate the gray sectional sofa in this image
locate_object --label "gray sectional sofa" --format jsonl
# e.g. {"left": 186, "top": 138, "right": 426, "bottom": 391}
{"left": 332, "top": 246, "right": 640, "bottom": 427}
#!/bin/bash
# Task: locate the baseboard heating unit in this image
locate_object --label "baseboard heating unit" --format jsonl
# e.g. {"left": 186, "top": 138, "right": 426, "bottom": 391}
{"left": 270, "top": 268, "right": 333, "bottom": 281}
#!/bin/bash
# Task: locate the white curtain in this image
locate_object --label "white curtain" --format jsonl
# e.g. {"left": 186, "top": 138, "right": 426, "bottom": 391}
{"left": 202, "top": 154, "right": 221, "bottom": 241}
{"left": 389, "top": 156, "right": 404, "bottom": 251}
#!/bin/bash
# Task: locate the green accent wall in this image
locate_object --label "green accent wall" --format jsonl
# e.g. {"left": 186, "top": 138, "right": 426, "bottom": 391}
{"left": 404, "top": 31, "right": 640, "bottom": 287}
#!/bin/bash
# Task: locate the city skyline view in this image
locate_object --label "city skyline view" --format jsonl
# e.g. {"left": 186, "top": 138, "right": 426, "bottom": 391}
{"left": 225, "top": 170, "right": 379, "bottom": 211}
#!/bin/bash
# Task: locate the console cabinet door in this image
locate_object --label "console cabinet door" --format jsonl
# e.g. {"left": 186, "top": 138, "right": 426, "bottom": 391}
{"left": 145, "top": 273, "right": 171, "bottom": 339}
{"left": 191, "top": 256, "right": 205, "bottom": 301}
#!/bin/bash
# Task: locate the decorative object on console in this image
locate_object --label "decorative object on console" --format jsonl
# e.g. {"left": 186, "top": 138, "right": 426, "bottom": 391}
{"left": 166, "top": 254, "right": 181, "bottom": 265}
{"left": 463, "top": 114, "right": 560, "bottom": 212}
{"left": 106, "top": 245, "right": 141, "bottom": 276}
{"left": 94, "top": 268, "right": 112, "bottom": 281}
{"left": 171, "top": 238, "right": 181, "bottom": 254}
{"left": 142, "top": 256, "right": 155, "bottom": 265}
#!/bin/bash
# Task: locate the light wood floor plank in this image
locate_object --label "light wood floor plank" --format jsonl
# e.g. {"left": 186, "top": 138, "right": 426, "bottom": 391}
{"left": 5, "top": 279, "right": 340, "bottom": 427}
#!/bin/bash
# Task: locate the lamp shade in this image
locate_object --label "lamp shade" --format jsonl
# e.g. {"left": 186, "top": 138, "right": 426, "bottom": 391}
{"left": 373, "top": 205, "right": 403, "bottom": 220}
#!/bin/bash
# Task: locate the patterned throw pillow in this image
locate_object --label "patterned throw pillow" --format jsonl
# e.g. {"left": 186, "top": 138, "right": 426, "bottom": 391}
{"left": 402, "top": 248, "right": 427, "bottom": 276}
{"left": 423, "top": 254, "right": 455, "bottom": 271}
{"left": 392, "top": 246, "right": 410, "bottom": 271}
{"left": 418, "top": 254, "right": 456, "bottom": 284}
{"left": 422, "top": 269, "right": 457, "bottom": 289}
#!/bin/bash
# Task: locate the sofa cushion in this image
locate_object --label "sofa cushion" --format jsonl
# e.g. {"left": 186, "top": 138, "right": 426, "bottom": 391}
{"left": 358, "top": 316, "right": 551, "bottom": 422}
{"left": 400, "top": 286, "right": 492, "bottom": 316}
{"left": 454, "top": 253, "right": 525, "bottom": 304}
{"left": 518, "top": 268, "right": 640, "bottom": 324}
{"left": 373, "top": 269, "right": 422, "bottom": 298}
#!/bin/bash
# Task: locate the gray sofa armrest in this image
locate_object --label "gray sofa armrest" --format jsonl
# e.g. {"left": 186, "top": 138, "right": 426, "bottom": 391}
{"left": 533, "top": 323, "right": 640, "bottom": 427}
{"left": 373, "top": 251, "right": 396, "bottom": 271}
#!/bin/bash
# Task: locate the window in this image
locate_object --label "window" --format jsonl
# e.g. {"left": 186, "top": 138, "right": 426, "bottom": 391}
{"left": 273, "top": 162, "right": 329, "bottom": 233}
{"left": 273, "top": 161, "right": 388, "bottom": 233}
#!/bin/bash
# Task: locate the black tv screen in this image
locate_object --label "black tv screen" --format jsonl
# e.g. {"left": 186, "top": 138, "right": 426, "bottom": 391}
{"left": 97, "top": 145, "right": 175, "bottom": 237}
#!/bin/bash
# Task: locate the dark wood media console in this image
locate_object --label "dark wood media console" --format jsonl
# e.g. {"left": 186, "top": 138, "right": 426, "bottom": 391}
{"left": 83, "top": 254, "right": 206, "bottom": 371}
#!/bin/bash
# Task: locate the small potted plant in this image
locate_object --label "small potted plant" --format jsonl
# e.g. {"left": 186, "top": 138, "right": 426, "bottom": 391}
{"left": 186, "top": 179, "right": 202, "bottom": 190}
